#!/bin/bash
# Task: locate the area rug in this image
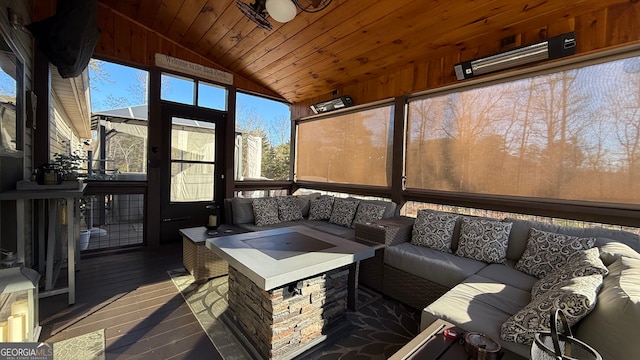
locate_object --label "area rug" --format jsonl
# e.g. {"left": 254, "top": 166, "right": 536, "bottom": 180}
{"left": 168, "top": 269, "right": 420, "bottom": 359}
{"left": 53, "top": 328, "right": 106, "bottom": 360}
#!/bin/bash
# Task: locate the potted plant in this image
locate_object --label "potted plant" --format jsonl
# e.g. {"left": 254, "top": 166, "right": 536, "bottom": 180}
{"left": 51, "top": 152, "right": 85, "bottom": 181}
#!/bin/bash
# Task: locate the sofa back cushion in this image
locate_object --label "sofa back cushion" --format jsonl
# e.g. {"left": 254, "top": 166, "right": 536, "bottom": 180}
{"left": 576, "top": 256, "right": 640, "bottom": 360}
{"left": 231, "top": 197, "right": 255, "bottom": 225}
{"left": 504, "top": 218, "right": 640, "bottom": 261}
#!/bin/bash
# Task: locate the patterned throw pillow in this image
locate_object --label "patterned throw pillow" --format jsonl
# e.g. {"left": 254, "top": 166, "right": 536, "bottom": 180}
{"left": 455, "top": 218, "right": 512, "bottom": 263}
{"left": 500, "top": 274, "right": 603, "bottom": 345}
{"left": 308, "top": 196, "right": 334, "bottom": 220}
{"left": 515, "top": 228, "right": 596, "bottom": 279}
{"left": 329, "top": 198, "right": 360, "bottom": 227}
{"left": 531, "top": 247, "right": 608, "bottom": 298}
{"left": 252, "top": 198, "right": 280, "bottom": 226}
{"left": 352, "top": 202, "right": 386, "bottom": 228}
{"left": 276, "top": 196, "right": 303, "bottom": 222}
{"left": 411, "top": 210, "right": 459, "bottom": 253}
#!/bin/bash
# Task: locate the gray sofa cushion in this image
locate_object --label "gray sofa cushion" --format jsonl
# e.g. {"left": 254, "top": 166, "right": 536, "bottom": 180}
{"left": 504, "top": 218, "right": 640, "bottom": 261}
{"left": 476, "top": 263, "right": 538, "bottom": 292}
{"left": 599, "top": 241, "right": 640, "bottom": 266}
{"left": 231, "top": 197, "right": 255, "bottom": 225}
{"left": 385, "top": 242, "right": 487, "bottom": 288}
{"left": 575, "top": 257, "right": 640, "bottom": 360}
{"left": 421, "top": 274, "right": 532, "bottom": 358}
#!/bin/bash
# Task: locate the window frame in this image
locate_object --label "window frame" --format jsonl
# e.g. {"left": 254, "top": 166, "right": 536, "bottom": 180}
{"left": 401, "top": 46, "right": 640, "bottom": 227}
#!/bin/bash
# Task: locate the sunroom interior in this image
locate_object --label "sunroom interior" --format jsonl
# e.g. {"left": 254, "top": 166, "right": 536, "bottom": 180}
{"left": 0, "top": 0, "right": 639, "bottom": 358}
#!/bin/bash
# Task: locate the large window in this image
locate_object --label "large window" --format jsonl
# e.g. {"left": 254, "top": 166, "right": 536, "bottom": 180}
{"left": 235, "top": 92, "right": 290, "bottom": 181}
{"left": 89, "top": 59, "right": 150, "bottom": 179}
{"left": 406, "top": 55, "right": 640, "bottom": 204}
{"left": 296, "top": 105, "right": 393, "bottom": 186}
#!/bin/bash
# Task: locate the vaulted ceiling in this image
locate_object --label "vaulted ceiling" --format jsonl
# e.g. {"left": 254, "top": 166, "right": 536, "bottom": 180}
{"left": 95, "top": 0, "right": 630, "bottom": 104}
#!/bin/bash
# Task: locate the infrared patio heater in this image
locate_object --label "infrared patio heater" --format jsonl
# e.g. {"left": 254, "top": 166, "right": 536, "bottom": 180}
{"left": 454, "top": 32, "right": 576, "bottom": 81}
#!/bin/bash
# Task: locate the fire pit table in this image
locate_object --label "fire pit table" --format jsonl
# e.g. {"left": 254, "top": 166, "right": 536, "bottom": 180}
{"left": 206, "top": 225, "right": 374, "bottom": 359}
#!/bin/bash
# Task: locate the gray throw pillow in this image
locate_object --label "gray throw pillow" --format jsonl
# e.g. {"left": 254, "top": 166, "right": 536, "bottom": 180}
{"left": 308, "top": 196, "right": 334, "bottom": 220}
{"left": 252, "top": 198, "right": 280, "bottom": 226}
{"left": 515, "top": 228, "right": 596, "bottom": 279}
{"left": 411, "top": 210, "right": 459, "bottom": 253}
{"left": 352, "top": 202, "right": 386, "bottom": 228}
{"left": 531, "top": 247, "right": 608, "bottom": 299}
{"left": 500, "top": 274, "right": 603, "bottom": 345}
{"left": 276, "top": 196, "right": 303, "bottom": 222}
{"left": 329, "top": 198, "right": 360, "bottom": 227}
{"left": 455, "top": 217, "right": 511, "bottom": 264}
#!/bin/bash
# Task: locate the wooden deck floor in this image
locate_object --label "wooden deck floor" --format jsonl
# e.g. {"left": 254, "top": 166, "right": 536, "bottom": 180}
{"left": 39, "top": 243, "right": 223, "bottom": 360}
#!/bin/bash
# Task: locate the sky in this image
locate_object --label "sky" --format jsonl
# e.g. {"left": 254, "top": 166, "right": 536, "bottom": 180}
{"left": 88, "top": 59, "right": 291, "bottom": 144}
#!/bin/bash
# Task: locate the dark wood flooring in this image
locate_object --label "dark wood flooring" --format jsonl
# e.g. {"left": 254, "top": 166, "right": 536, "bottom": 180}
{"left": 39, "top": 243, "right": 224, "bottom": 360}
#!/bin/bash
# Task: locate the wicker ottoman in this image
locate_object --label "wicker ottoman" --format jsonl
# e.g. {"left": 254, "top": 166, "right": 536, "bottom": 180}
{"left": 180, "top": 226, "right": 241, "bottom": 282}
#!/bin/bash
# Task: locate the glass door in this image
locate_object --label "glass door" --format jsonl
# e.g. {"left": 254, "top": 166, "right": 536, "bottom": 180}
{"left": 159, "top": 103, "right": 225, "bottom": 243}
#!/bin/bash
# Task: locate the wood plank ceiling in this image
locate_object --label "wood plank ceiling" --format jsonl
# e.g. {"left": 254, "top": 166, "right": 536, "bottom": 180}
{"left": 96, "top": 0, "right": 630, "bottom": 104}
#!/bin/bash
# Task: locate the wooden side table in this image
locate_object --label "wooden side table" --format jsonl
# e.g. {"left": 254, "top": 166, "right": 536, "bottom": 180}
{"left": 389, "top": 319, "right": 526, "bottom": 360}
{"left": 179, "top": 224, "right": 246, "bottom": 282}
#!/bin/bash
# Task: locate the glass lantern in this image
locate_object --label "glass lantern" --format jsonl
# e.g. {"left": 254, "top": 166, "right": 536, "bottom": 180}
{"left": 0, "top": 267, "right": 40, "bottom": 342}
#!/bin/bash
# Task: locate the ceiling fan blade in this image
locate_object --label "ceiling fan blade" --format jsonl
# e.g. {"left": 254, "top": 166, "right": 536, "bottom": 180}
{"left": 236, "top": 0, "right": 272, "bottom": 30}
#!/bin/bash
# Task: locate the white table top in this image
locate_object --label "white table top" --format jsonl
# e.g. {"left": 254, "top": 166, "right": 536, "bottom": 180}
{"left": 206, "top": 226, "right": 374, "bottom": 291}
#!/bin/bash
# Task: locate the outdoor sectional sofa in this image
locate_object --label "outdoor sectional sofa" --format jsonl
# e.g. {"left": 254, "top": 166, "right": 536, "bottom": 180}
{"left": 355, "top": 210, "right": 640, "bottom": 359}
{"left": 223, "top": 193, "right": 398, "bottom": 239}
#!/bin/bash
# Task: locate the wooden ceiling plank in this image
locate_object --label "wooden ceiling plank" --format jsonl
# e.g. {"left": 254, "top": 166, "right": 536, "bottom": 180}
{"left": 226, "top": 0, "right": 376, "bottom": 72}
{"left": 273, "top": 0, "right": 617, "bottom": 99}
{"left": 133, "top": 0, "right": 163, "bottom": 28}
{"left": 231, "top": 0, "right": 416, "bottom": 72}
{"left": 194, "top": 2, "right": 247, "bottom": 59}
{"left": 167, "top": 0, "right": 210, "bottom": 42}
{"left": 269, "top": 0, "right": 510, "bottom": 93}
{"left": 152, "top": 0, "right": 185, "bottom": 35}
{"left": 179, "top": 0, "right": 229, "bottom": 49}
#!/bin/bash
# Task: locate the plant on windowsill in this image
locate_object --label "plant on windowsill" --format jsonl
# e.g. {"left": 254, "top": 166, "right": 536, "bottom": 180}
{"left": 52, "top": 152, "right": 85, "bottom": 181}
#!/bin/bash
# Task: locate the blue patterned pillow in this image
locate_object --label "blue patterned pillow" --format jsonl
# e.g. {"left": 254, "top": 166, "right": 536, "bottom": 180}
{"left": 411, "top": 210, "right": 459, "bottom": 253}
{"left": 252, "top": 198, "right": 280, "bottom": 226}
{"left": 455, "top": 218, "right": 512, "bottom": 264}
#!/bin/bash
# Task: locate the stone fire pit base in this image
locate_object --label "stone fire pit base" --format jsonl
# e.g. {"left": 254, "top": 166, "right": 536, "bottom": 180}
{"left": 226, "top": 265, "right": 349, "bottom": 359}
